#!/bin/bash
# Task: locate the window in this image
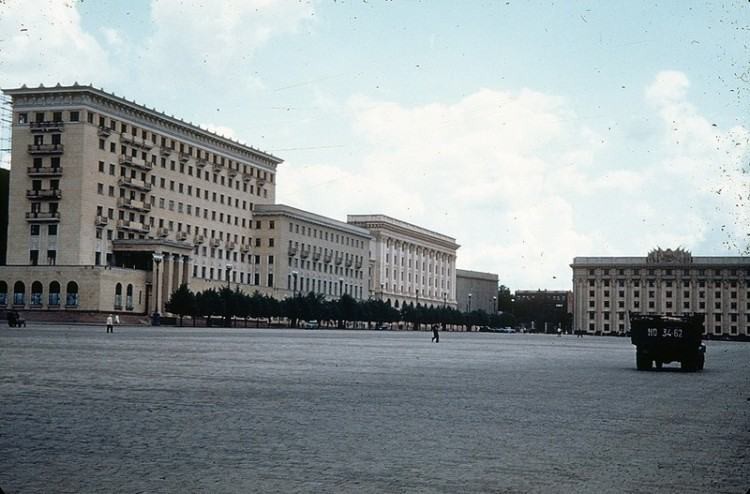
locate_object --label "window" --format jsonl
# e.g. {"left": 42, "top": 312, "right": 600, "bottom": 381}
{"left": 66, "top": 281, "right": 79, "bottom": 306}
{"left": 30, "top": 250, "right": 39, "bottom": 265}
{"left": 48, "top": 225, "right": 57, "bottom": 236}
{"left": 30, "top": 225, "right": 40, "bottom": 236}
{"left": 69, "top": 111, "right": 79, "bottom": 122}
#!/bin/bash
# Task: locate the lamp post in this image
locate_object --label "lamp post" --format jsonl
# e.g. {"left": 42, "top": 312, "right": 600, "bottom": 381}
{"left": 443, "top": 292, "right": 447, "bottom": 308}
{"left": 380, "top": 282, "right": 385, "bottom": 300}
{"left": 292, "top": 270, "right": 298, "bottom": 296}
{"left": 468, "top": 293, "right": 472, "bottom": 312}
{"left": 152, "top": 252, "right": 163, "bottom": 325}
{"left": 415, "top": 288, "right": 420, "bottom": 331}
{"left": 339, "top": 278, "right": 344, "bottom": 297}
{"left": 492, "top": 296, "right": 497, "bottom": 314}
{"left": 225, "top": 263, "right": 233, "bottom": 327}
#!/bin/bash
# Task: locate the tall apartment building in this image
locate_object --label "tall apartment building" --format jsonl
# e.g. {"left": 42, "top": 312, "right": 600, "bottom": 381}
{"left": 455, "top": 269, "right": 499, "bottom": 313}
{"left": 0, "top": 84, "right": 282, "bottom": 315}
{"left": 571, "top": 248, "right": 750, "bottom": 337}
{"left": 253, "top": 204, "right": 371, "bottom": 300}
{"left": 347, "top": 214, "right": 459, "bottom": 309}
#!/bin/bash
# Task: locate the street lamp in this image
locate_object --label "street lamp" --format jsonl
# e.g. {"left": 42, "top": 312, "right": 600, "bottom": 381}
{"left": 380, "top": 282, "right": 385, "bottom": 300}
{"left": 468, "top": 293, "right": 472, "bottom": 312}
{"left": 291, "top": 270, "right": 298, "bottom": 295}
{"left": 339, "top": 277, "right": 344, "bottom": 297}
{"left": 225, "top": 263, "right": 233, "bottom": 289}
{"left": 152, "top": 252, "right": 163, "bottom": 322}
{"left": 443, "top": 291, "right": 447, "bottom": 308}
{"left": 224, "top": 263, "right": 233, "bottom": 327}
{"left": 492, "top": 296, "right": 497, "bottom": 314}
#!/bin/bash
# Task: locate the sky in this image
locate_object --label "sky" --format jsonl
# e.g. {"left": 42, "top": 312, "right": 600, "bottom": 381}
{"left": 0, "top": 0, "right": 748, "bottom": 290}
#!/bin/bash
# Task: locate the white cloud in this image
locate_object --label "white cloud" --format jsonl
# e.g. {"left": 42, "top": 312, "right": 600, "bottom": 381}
{"left": 201, "top": 123, "right": 238, "bottom": 140}
{"left": 141, "top": 0, "right": 314, "bottom": 90}
{"left": 280, "top": 71, "right": 749, "bottom": 288}
{"left": 0, "top": 0, "right": 111, "bottom": 87}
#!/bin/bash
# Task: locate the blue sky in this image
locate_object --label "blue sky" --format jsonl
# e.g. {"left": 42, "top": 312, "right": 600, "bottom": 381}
{"left": 1, "top": 0, "right": 748, "bottom": 289}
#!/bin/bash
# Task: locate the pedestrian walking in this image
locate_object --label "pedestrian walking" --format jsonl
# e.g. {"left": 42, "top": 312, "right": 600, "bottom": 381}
{"left": 106, "top": 314, "right": 114, "bottom": 333}
{"left": 114, "top": 314, "right": 120, "bottom": 326}
{"left": 431, "top": 324, "right": 440, "bottom": 343}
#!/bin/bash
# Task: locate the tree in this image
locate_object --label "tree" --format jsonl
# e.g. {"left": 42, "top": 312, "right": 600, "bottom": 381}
{"left": 196, "top": 288, "right": 222, "bottom": 327}
{"left": 497, "top": 285, "right": 514, "bottom": 313}
{"left": 165, "top": 284, "right": 195, "bottom": 327}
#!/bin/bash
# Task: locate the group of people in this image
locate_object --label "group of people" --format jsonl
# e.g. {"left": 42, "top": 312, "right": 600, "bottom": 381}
{"left": 105, "top": 314, "right": 120, "bottom": 333}
{"left": 5, "top": 311, "right": 25, "bottom": 327}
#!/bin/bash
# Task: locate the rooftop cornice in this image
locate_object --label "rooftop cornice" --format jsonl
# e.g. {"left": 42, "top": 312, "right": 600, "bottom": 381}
{"left": 347, "top": 213, "right": 459, "bottom": 249}
{"left": 3, "top": 83, "right": 283, "bottom": 168}
{"left": 456, "top": 268, "right": 499, "bottom": 281}
{"left": 253, "top": 203, "right": 372, "bottom": 238}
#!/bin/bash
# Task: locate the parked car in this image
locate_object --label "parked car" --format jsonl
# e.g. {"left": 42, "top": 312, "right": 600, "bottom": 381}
{"left": 300, "top": 320, "right": 319, "bottom": 329}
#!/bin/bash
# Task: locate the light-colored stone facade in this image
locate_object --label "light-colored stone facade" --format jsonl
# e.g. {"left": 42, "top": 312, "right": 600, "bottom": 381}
{"left": 347, "top": 214, "right": 459, "bottom": 309}
{"left": 252, "top": 204, "right": 371, "bottom": 300}
{"left": 571, "top": 248, "right": 750, "bottom": 337}
{"left": 0, "top": 84, "right": 282, "bottom": 315}
{"left": 456, "top": 269, "right": 499, "bottom": 313}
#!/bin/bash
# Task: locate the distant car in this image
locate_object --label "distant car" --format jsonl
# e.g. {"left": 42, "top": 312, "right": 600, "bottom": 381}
{"left": 478, "top": 325, "right": 492, "bottom": 332}
{"left": 300, "top": 320, "right": 319, "bottom": 329}
{"left": 375, "top": 324, "right": 389, "bottom": 331}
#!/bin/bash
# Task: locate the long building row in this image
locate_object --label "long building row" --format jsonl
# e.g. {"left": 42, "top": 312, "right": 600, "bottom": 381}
{"left": 0, "top": 84, "right": 464, "bottom": 316}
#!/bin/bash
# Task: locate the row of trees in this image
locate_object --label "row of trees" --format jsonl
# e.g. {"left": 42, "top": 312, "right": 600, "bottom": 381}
{"left": 165, "top": 284, "right": 516, "bottom": 330}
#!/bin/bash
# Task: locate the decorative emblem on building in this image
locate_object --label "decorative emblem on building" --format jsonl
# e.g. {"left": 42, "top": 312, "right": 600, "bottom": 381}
{"left": 646, "top": 247, "right": 693, "bottom": 264}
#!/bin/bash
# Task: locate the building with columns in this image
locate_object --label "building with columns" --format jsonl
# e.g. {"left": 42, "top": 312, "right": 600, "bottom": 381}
{"left": 571, "top": 248, "right": 750, "bottom": 338}
{"left": 0, "top": 83, "right": 282, "bottom": 316}
{"left": 252, "top": 204, "right": 371, "bottom": 300}
{"left": 455, "top": 269, "right": 499, "bottom": 313}
{"left": 347, "top": 214, "right": 459, "bottom": 309}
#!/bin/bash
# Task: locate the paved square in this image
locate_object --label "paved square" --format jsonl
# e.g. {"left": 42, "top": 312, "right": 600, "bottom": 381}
{"left": 1, "top": 326, "right": 749, "bottom": 493}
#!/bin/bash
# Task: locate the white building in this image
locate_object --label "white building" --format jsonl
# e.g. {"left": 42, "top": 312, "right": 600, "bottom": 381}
{"left": 347, "top": 214, "right": 459, "bottom": 309}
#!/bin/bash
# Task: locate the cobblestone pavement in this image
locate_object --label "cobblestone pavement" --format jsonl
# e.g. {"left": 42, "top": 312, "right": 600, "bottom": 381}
{"left": 1, "top": 326, "right": 748, "bottom": 493}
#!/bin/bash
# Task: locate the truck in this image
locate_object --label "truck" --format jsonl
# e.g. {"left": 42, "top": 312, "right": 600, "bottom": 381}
{"left": 628, "top": 312, "right": 706, "bottom": 371}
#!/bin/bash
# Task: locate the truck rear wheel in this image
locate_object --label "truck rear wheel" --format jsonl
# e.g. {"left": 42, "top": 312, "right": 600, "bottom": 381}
{"left": 636, "top": 353, "right": 651, "bottom": 371}
{"left": 681, "top": 358, "right": 697, "bottom": 372}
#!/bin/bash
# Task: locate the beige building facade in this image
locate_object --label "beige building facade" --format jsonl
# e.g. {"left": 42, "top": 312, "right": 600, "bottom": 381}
{"left": 347, "top": 214, "right": 459, "bottom": 309}
{"left": 456, "top": 269, "right": 499, "bottom": 313}
{"left": 571, "top": 248, "right": 750, "bottom": 337}
{"left": 0, "top": 83, "right": 282, "bottom": 315}
{"left": 252, "top": 204, "right": 371, "bottom": 300}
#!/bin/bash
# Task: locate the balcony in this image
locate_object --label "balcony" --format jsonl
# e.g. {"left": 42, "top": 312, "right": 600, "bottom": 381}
{"left": 335, "top": 256, "right": 343, "bottom": 265}
{"left": 156, "top": 227, "right": 170, "bottom": 238}
{"left": 210, "top": 238, "right": 221, "bottom": 248}
{"left": 26, "top": 211, "right": 60, "bottom": 222}
{"left": 242, "top": 173, "right": 253, "bottom": 182}
{"left": 312, "top": 251, "right": 321, "bottom": 261}
{"left": 196, "top": 158, "right": 208, "bottom": 168}
{"left": 288, "top": 246, "right": 298, "bottom": 256}
{"left": 121, "top": 133, "right": 153, "bottom": 150}
{"left": 26, "top": 189, "right": 61, "bottom": 200}
{"left": 28, "top": 143, "right": 64, "bottom": 155}
{"left": 118, "top": 176, "right": 152, "bottom": 192}
{"left": 241, "top": 244, "right": 251, "bottom": 253}
{"left": 176, "top": 231, "right": 188, "bottom": 241}
{"left": 117, "top": 197, "right": 151, "bottom": 212}
{"left": 345, "top": 258, "right": 353, "bottom": 267}
{"left": 228, "top": 168, "right": 238, "bottom": 178}
{"left": 117, "top": 219, "right": 150, "bottom": 234}
{"left": 212, "top": 163, "right": 223, "bottom": 174}
{"left": 178, "top": 152, "right": 191, "bottom": 163}
{"left": 324, "top": 253, "right": 332, "bottom": 263}
{"left": 27, "top": 166, "right": 63, "bottom": 177}
{"left": 119, "top": 154, "right": 152, "bottom": 171}
{"left": 97, "top": 126, "right": 112, "bottom": 137}
{"left": 95, "top": 215, "right": 109, "bottom": 227}
{"left": 355, "top": 259, "right": 363, "bottom": 269}
{"left": 30, "top": 121, "right": 64, "bottom": 133}
{"left": 301, "top": 248, "right": 310, "bottom": 259}
{"left": 160, "top": 146, "right": 172, "bottom": 156}
{"left": 256, "top": 178, "right": 266, "bottom": 187}
{"left": 226, "top": 241, "right": 237, "bottom": 250}
{"left": 193, "top": 234, "right": 205, "bottom": 245}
